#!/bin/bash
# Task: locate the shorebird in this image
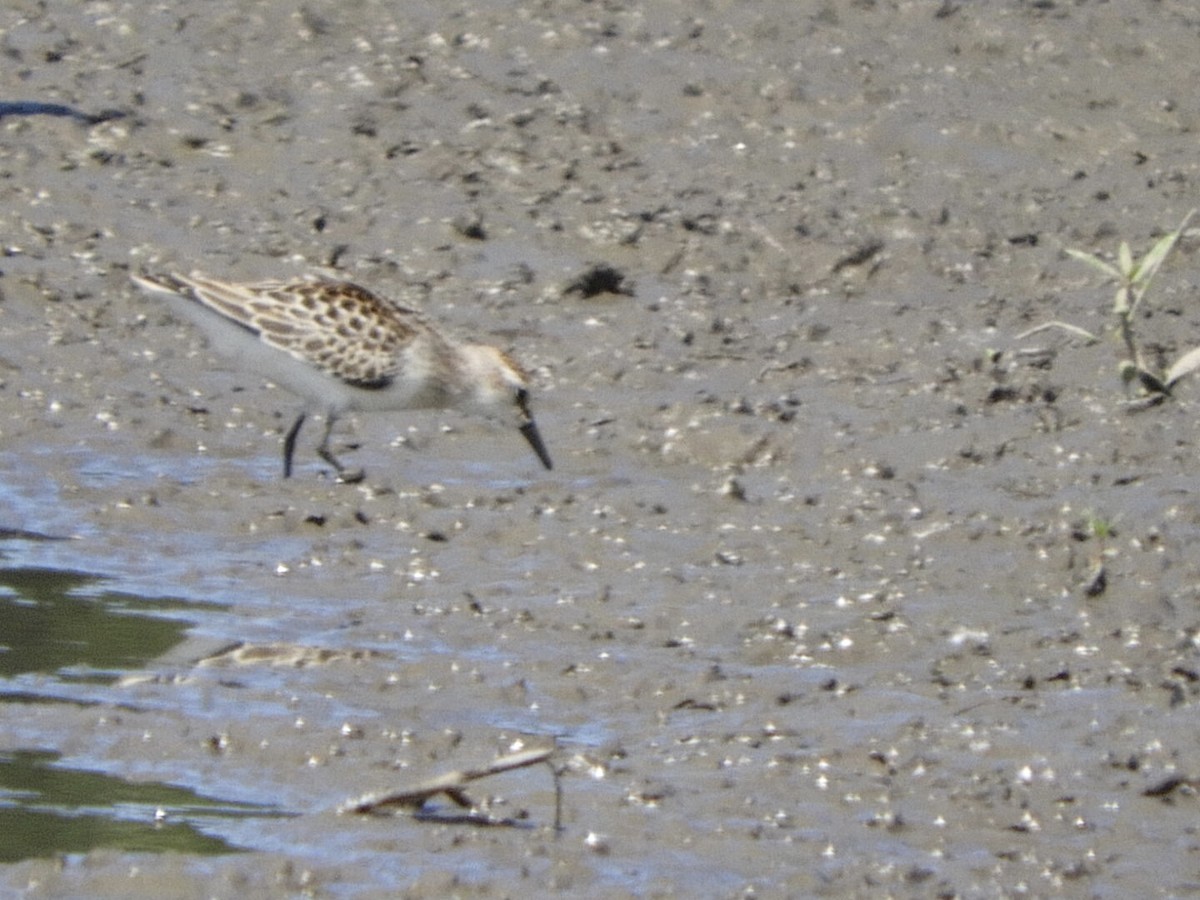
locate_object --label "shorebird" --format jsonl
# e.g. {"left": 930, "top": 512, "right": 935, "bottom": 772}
{"left": 133, "top": 271, "right": 552, "bottom": 481}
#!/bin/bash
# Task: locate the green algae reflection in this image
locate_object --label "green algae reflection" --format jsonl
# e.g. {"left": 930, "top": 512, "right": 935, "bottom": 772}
{"left": 0, "top": 750, "right": 279, "bottom": 860}
{"left": 0, "top": 569, "right": 286, "bottom": 859}
{"left": 0, "top": 567, "right": 209, "bottom": 681}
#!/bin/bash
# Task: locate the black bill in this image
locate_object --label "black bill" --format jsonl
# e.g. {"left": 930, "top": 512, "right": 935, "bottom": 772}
{"left": 519, "top": 419, "right": 553, "bottom": 470}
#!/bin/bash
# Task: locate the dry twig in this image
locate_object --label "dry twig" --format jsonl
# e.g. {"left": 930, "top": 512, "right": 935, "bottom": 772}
{"left": 340, "top": 746, "right": 561, "bottom": 829}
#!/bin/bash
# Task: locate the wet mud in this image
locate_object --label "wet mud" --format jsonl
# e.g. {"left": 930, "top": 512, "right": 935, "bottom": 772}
{"left": 2, "top": 1, "right": 1200, "bottom": 896}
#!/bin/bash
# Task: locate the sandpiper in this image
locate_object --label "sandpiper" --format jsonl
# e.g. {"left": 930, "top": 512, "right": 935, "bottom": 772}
{"left": 132, "top": 271, "right": 553, "bottom": 481}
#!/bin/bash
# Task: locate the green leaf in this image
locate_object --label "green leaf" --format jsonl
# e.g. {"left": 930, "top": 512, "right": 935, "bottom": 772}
{"left": 1014, "top": 320, "right": 1100, "bottom": 343}
{"left": 1113, "top": 285, "right": 1131, "bottom": 317}
{"left": 1131, "top": 230, "right": 1179, "bottom": 287}
{"left": 1130, "top": 208, "right": 1196, "bottom": 288}
{"left": 1065, "top": 247, "right": 1121, "bottom": 280}
{"left": 1118, "top": 241, "right": 1133, "bottom": 277}
{"left": 1164, "top": 345, "right": 1200, "bottom": 389}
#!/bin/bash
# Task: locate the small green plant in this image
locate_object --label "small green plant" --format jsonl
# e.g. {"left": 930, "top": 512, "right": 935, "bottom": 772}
{"left": 1082, "top": 511, "right": 1115, "bottom": 542}
{"left": 1022, "top": 209, "right": 1198, "bottom": 401}
{"left": 1069, "top": 510, "right": 1117, "bottom": 599}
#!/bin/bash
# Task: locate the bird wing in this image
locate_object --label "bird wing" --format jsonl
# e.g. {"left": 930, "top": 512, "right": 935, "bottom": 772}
{"left": 166, "top": 273, "right": 425, "bottom": 388}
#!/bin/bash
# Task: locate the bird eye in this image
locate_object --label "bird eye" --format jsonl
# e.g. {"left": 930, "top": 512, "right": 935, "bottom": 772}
{"left": 515, "top": 387, "right": 531, "bottom": 416}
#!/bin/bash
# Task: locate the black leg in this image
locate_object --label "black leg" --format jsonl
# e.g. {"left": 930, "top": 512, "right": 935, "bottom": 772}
{"left": 314, "top": 412, "right": 339, "bottom": 469}
{"left": 315, "top": 412, "right": 365, "bottom": 483}
{"left": 283, "top": 412, "right": 306, "bottom": 479}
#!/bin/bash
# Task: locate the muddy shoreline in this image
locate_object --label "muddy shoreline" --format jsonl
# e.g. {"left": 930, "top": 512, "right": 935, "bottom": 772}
{"left": 2, "top": 2, "right": 1200, "bottom": 896}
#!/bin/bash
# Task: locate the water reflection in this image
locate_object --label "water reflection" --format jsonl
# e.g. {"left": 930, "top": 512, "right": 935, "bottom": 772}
{"left": 0, "top": 568, "right": 287, "bottom": 861}
{"left": 0, "top": 567, "right": 207, "bottom": 682}
{"left": 0, "top": 749, "right": 280, "bottom": 861}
